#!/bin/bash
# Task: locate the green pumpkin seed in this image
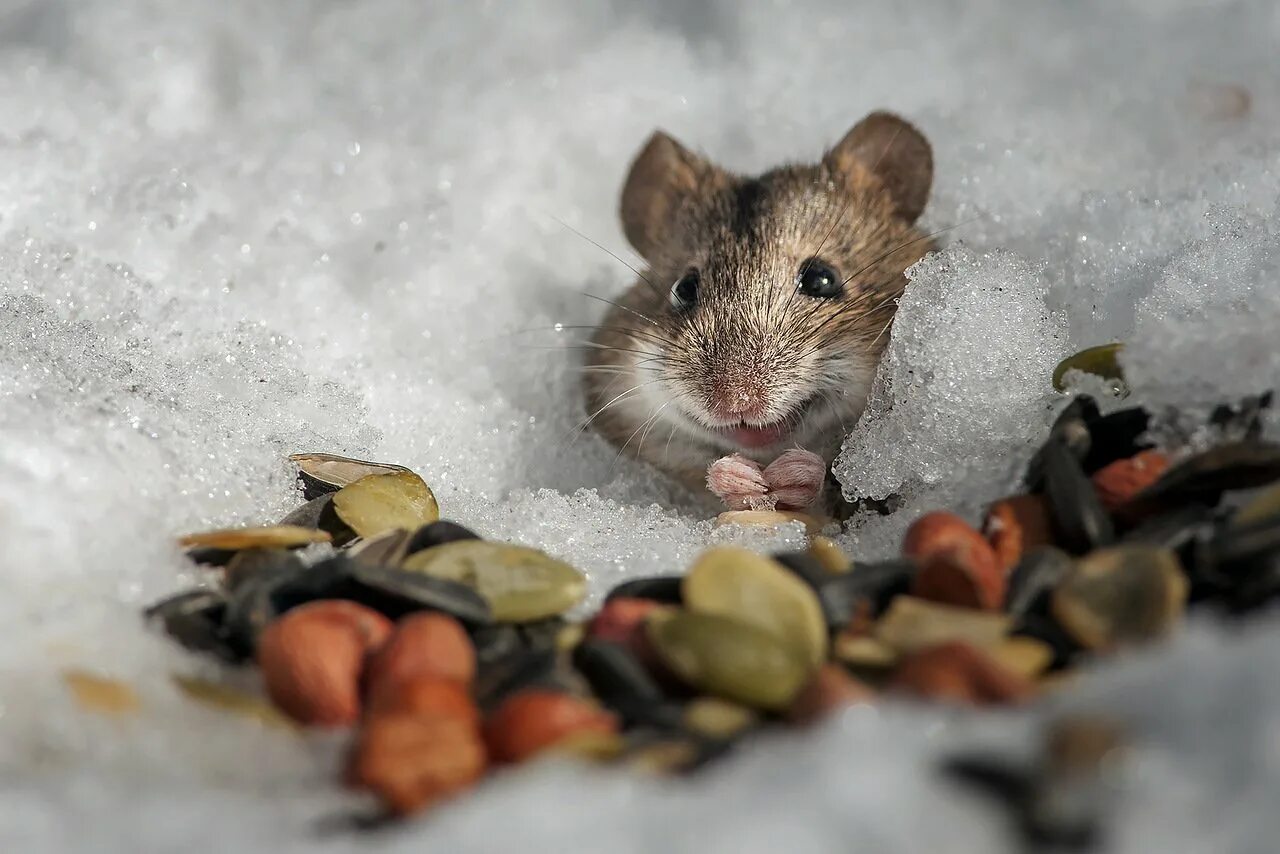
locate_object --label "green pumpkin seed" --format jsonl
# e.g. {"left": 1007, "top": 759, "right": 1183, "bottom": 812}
{"left": 833, "top": 634, "right": 899, "bottom": 669}
{"left": 682, "top": 546, "right": 827, "bottom": 669}
{"left": 682, "top": 697, "right": 758, "bottom": 740}
{"left": 1052, "top": 343, "right": 1125, "bottom": 392}
{"left": 331, "top": 471, "right": 439, "bottom": 540}
{"left": 1051, "top": 546, "right": 1187, "bottom": 650}
{"left": 402, "top": 540, "right": 585, "bottom": 622}
{"left": 875, "top": 596, "right": 1012, "bottom": 653}
{"left": 645, "top": 611, "right": 808, "bottom": 711}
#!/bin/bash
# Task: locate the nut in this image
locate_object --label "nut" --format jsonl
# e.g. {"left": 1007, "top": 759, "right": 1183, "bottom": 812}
{"left": 786, "top": 663, "right": 875, "bottom": 725}
{"left": 365, "top": 612, "right": 476, "bottom": 701}
{"left": 1092, "top": 450, "right": 1170, "bottom": 514}
{"left": 349, "top": 712, "right": 487, "bottom": 815}
{"left": 587, "top": 597, "right": 665, "bottom": 650}
{"left": 256, "top": 600, "right": 392, "bottom": 726}
{"left": 483, "top": 690, "right": 619, "bottom": 764}
{"left": 366, "top": 676, "right": 480, "bottom": 728}
{"left": 889, "top": 641, "right": 1035, "bottom": 706}
{"left": 905, "top": 512, "right": 1005, "bottom": 611}
{"left": 983, "top": 494, "right": 1053, "bottom": 572}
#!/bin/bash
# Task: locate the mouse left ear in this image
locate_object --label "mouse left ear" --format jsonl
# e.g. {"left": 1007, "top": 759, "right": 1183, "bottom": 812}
{"left": 824, "top": 112, "right": 933, "bottom": 223}
{"left": 620, "top": 130, "right": 713, "bottom": 262}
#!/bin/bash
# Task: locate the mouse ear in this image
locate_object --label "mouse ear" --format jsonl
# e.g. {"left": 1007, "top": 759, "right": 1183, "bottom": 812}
{"left": 620, "top": 130, "right": 711, "bottom": 262}
{"left": 824, "top": 112, "right": 933, "bottom": 223}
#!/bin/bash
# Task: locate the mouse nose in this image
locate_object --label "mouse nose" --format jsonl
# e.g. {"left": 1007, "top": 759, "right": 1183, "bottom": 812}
{"left": 707, "top": 384, "right": 769, "bottom": 423}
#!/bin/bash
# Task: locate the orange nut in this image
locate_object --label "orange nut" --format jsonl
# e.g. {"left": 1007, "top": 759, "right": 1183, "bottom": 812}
{"left": 483, "top": 690, "right": 619, "bottom": 764}
{"left": 349, "top": 712, "right": 487, "bottom": 816}
{"left": 890, "top": 641, "right": 1035, "bottom": 707}
{"left": 1092, "top": 451, "right": 1170, "bottom": 514}
{"left": 256, "top": 600, "right": 393, "bottom": 726}
{"left": 365, "top": 612, "right": 476, "bottom": 700}
{"left": 786, "top": 663, "right": 875, "bottom": 725}
{"left": 983, "top": 494, "right": 1053, "bottom": 572}
{"left": 587, "top": 597, "right": 663, "bottom": 649}
{"left": 366, "top": 676, "right": 480, "bottom": 728}
{"left": 905, "top": 512, "right": 1005, "bottom": 611}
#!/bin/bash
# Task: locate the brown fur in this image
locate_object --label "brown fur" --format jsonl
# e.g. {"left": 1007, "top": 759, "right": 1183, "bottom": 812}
{"left": 583, "top": 111, "right": 937, "bottom": 508}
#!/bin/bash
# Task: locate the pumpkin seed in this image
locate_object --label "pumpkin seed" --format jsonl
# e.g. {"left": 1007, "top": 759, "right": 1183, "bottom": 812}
{"left": 714, "top": 510, "right": 825, "bottom": 534}
{"left": 875, "top": 596, "right": 1012, "bottom": 654}
{"left": 403, "top": 520, "right": 481, "bottom": 556}
{"left": 172, "top": 675, "right": 295, "bottom": 728}
{"left": 988, "top": 636, "right": 1054, "bottom": 679}
{"left": 1052, "top": 343, "right": 1125, "bottom": 393}
{"left": 178, "top": 525, "right": 331, "bottom": 552}
{"left": 288, "top": 452, "right": 412, "bottom": 500}
{"left": 604, "top": 575, "right": 684, "bottom": 604}
{"left": 833, "top": 634, "right": 899, "bottom": 669}
{"left": 682, "top": 546, "right": 827, "bottom": 669}
{"left": 682, "top": 697, "right": 758, "bottom": 740}
{"left": 331, "top": 471, "right": 439, "bottom": 540}
{"left": 63, "top": 669, "right": 140, "bottom": 716}
{"left": 401, "top": 540, "right": 585, "bottom": 623}
{"left": 1043, "top": 439, "right": 1115, "bottom": 553}
{"left": 645, "top": 611, "right": 808, "bottom": 711}
{"left": 1051, "top": 546, "right": 1187, "bottom": 650}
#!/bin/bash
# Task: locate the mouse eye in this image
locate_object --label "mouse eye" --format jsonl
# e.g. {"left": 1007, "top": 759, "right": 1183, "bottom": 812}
{"left": 670, "top": 269, "right": 700, "bottom": 311}
{"left": 796, "top": 258, "right": 842, "bottom": 298}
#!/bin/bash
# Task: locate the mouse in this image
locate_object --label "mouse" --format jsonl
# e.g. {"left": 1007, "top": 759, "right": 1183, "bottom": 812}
{"left": 582, "top": 110, "right": 935, "bottom": 516}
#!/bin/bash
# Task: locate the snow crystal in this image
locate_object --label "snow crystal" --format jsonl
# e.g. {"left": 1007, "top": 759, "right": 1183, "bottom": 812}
{"left": 1, "top": 0, "right": 1279, "bottom": 851}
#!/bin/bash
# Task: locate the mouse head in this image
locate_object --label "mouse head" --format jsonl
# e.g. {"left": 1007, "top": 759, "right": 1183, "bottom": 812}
{"left": 618, "top": 111, "right": 935, "bottom": 456}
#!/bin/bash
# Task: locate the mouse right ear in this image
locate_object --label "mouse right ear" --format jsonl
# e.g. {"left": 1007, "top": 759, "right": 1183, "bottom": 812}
{"left": 620, "top": 131, "right": 710, "bottom": 262}
{"left": 825, "top": 112, "right": 933, "bottom": 223}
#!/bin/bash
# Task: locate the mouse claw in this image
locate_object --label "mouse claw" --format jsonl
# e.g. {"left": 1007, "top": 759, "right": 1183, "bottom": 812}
{"left": 707, "top": 454, "right": 774, "bottom": 511}
{"left": 762, "top": 449, "right": 827, "bottom": 510}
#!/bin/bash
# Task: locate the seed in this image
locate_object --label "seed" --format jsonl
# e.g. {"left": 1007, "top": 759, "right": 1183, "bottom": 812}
{"left": 645, "top": 611, "right": 808, "bottom": 711}
{"left": 347, "top": 528, "right": 414, "bottom": 567}
{"left": 1025, "top": 396, "right": 1098, "bottom": 490}
{"left": 1043, "top": 439, "right": 1116, "bottom": 553}
{"left": 1125, "top": 440, "right": 1280, "bottom": 514}
{"left": 365, "top": 612, "right": 476, "bottom": 699}
{"left": 987, "top": 637, "right": 1054, "bottom": 679}
{"left": 1052, "top": 343, "right": 1125, "bottom": 393}
{"left": 365, "top": 677, "right": 480, "bottom": 727}
{"left": 682, "top": 546, "right": 828, "bottom": 669}
{"left": 1121, "top": 503, "right": 1216, "bottom": 551}
{"left": 833, "top": 633, "right": 899, "bottom": 670}
{"left": 483, "top": 690, "right": 619, "bottom": 764}
{"left": 714, "top": 510, "right": 825, "bottom": 534}
{"left": 545, "top": 730, "right": 629, "bottom": 762}
{"left": 346, "top": 562, "right": 493, "bottom": 625}
{"left": 178, "top": 524, "right": 331, "bottom": 553}
{"left": 1051, "top": 546, "right": 1188, "bottom": 651}
{"left": 256, "top": 600, "right": 393, "bottom": 726}
{"left": 172, "top": 674, "right": 295, "bottom": 728}
{"left": 289, "top": 452, "right": 413, "bottom": 500}
{"left": 786, "top": 663, "right": 875, "bottom": 725}
{"left": 1004, "top": 547, "right": 1073, "bottom": 618}
{"left": 276, "top": 494, "right": 335, "bottom": 530}
{"left": 604, "top": 575, "right": 685, "bottom": 604}
{"left": 683, "top": 697, "right": 759, "bottom": 739}
{"left": 571, "top": 639, "right": 667, "bottom": 727}
{"left": 144, "top": 589, "right": 235, "bottom": 661}
{"left": 223, "top": 557, "right": 310, "bottom": 658}
{"left": 874, "top": 596, "right": 1012, "bottom": 654}
{"left": 587, "top": 597, "right": 667, "bottom": 649}
{"left": 349, "top": 713, "right": 486, "bottom": 815}
{"left": 331, "top": 471, "right": 440, "bottom": 541}
{"left": 402, "top": 540, "right": 585, "bottom": 623}
{"left": 808, "top": 535, "right": 852, "bottom": 574}
{"left": 473, "top": 647, "right": 578, "bottom": 712}
{"left": 983, "top": 495, "right": 1053, "bottom": 573}
{"left": 1011, "top": 614, "right": 1082, "bottom": 670}
{"left": 1092, "top": 451, "right": 1170, "bottom": 515}
{"left": 1082, "top": 407, "right": 1155, "bottom": 473}
{"left": 812, "top": 559, "right": 916, "bottom": 626}
{"left": 912, "top": 550, "right": 1006, "bottom": 612}
{"left": 63, "top": 669, "right": 140, "bottom": 716}
{"left": 890, "top": 641, "right": 1035, "bottom": 706}
{"left": 404, "top": 520, "right": 481, "bottom": 556}
{"left": 1230, "top": 481, "right": 1280, "bottom": 529}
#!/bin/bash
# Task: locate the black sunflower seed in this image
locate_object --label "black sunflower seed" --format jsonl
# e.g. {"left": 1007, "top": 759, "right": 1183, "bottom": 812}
{"left": 1005, "top": 547, "right": 1073, "bottom": 619}
{"left": 604, "top": 575, "right": 685, "bottom": 605}
{"left": 1043, "top": 440, "right": 1115, "bottom": 554}
{"left": 572, "top": 640, "right": 674, "bottom": 728}
{"left": 1124, "top": 440, "right": 1280, "bottom": 515}
{"left": 143, "top": 589, "right": 238, "bottom": 661}
{"left": 1081, "top": 407, "right": 1154, "bottom": 474}
{"left": 1025, "top": 396, "right": 1099, "bottom": 490}
{"left": 404, "top": 520, "right": 481, "bottom": 556}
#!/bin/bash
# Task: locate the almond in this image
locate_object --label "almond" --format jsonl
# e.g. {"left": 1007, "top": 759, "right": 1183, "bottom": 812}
{"left": 983, "top": 494, "right": 1053, "bottom": 572}
{"left": 256, "top": 600, "right": 392, "bottom": 726}
{"left": 905, "top": 512, "right": 1005, "bottom": 611}
{"left": 366, "top": 676, "right": 480, "bottom": 728}
{"left": 587, "top": 597, "right": 664, "bottom": 650}
{"left": 483, "top": 690, "right": 619, "bottom": 764}
{"left": 349, "top": 712, "right": 487, "bottom": 815}
{"left": 1092, "top": 450, "right": 1170, "bottom": 514}
{"left": 365, "top": 612, "right": 475, "bottom": 702}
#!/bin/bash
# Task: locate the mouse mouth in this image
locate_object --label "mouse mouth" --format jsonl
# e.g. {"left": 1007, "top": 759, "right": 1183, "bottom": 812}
{"left": 720, "top": 421, "right": 792, "bottom": 449}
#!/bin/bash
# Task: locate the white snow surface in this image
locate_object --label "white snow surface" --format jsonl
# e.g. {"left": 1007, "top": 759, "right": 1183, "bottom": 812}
{"left": 1, "top": 0, "right": 1279, "bottom": 850}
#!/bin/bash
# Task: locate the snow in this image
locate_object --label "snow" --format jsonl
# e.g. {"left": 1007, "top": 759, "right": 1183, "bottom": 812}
{"left": 0, "top": 0, "right": 1278, "bottom": 850}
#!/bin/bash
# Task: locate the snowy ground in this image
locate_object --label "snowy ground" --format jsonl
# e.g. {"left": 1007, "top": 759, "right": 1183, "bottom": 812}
{"left": 1, "top": 0, "right": 1279, "bottom": 851}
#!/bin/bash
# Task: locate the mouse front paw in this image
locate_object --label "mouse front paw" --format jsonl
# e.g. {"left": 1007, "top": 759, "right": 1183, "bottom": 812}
{"left": 762, "top": 448, "right": 828, "bottom": 510}
{"left": 706, "top": 453, "right": 774, "bottom": 510}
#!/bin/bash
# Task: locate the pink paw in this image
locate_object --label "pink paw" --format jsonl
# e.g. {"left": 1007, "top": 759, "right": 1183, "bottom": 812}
{"left": 763, "top": 449, "right": 827, "bottom": 510}
{"left": 706, "top": 454, "right": 772, "bottom": 510}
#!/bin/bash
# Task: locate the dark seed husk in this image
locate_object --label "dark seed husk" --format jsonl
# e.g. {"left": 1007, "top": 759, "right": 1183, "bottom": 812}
{"left": 474, "top": 647, "right": 573, "bottom": 712}
{"left": 1123, "top": 440, "right": 1280, "bottom": 515}
{"left": 223, "top": 548, "right": 305, "bottom": 593}
{"left": 517, "top": 617, "right": 570, "bottom": 651}
{"left": 347, "top": 528, "right": 414, "bottom": 567}
{"left": 1209, "top": 391, "right": 1273, "bottom": 442}
{"left": 813, "top": 559, "right": 916, "bottom": 627}
{"left": 1025, "top": 396, "right": 1098, "bottom": 489}
{"left": 404, "top": 520, "right": 482, "bottom": 556}
{"left": 1120, "top": 502, "right": 1216, "bottom": 550}
{"left": 288, "top": 452, "right": 413, "bottom": 500}
{"left": 277, "top": 494, "right": 336, "bottom": 531}
{"left": 1205, "top": 513, "right": 1280, "bottom": 573}
{"left": 1012, "top": 614, "right": 1082, "bottom": 670}
{"left": 1043, "top": 439, "right": 1115, "bottom": 553}
{"left": 224, "top": 559, "right": 308, "bottom": 658}
{"left": 144, "top": 589, "right": 237, "bottom": 661}
{"left": 1223, "top": 551, "right": 1280, "bottom": 614}
{"left": 572, "top": 640, "right": 671, "bottom": 727}
{"left": 1005, "top": 547, "right": 1073, "bottom": 619}
{"left": 604, "top": 575, "right": 685, "bottom": 605}
{"left": 774, "top": 550, "right": 857, "bottom": 633}
{"left": 471, "top": 624, "right": 526, "bottom": 667}
{"left": 347, "top": 562, "right": 492, "bottom": 624}
{"left": 1080, "top": 407, "right": 1154, "bottom": 474}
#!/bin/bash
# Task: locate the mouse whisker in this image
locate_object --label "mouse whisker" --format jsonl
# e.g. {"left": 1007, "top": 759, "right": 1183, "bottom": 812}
{"left": 543, "top": 212, "right": 670, "bottom": 305}
{"left": 613, "top": 401, "right": 671, "bottom": 468}
{"left": 578, "top": 292, "right": 663, "bottom": 327}
{"left": 569, "top": 377, "right": 668, "bottom": 446}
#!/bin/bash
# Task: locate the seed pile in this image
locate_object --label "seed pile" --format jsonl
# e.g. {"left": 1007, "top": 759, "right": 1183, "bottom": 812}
{"left": 144, "top": 383, "right": 1280, "bottom": 830}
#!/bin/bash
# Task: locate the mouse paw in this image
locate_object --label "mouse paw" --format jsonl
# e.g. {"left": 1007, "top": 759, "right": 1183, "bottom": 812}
{"left": 706, "top": 454, "right": 774, "bottom": 510}
{"left": 762, "top": 448, "right": 827, "bottom": 510}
